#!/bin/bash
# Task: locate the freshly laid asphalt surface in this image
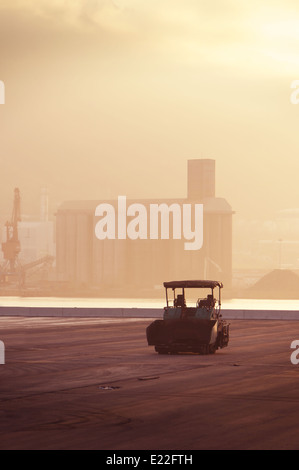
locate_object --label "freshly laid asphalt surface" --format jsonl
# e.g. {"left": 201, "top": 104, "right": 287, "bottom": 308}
{"left": 0, "top": 316, "right": 299, "bottom": 450}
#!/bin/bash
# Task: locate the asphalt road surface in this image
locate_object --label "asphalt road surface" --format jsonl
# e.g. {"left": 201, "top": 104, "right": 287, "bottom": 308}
{"left": 0, "top": 316, "right": 298, "bottom": 450}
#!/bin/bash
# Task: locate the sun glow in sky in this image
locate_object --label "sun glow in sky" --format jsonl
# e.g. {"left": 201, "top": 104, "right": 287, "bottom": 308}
{"left": 2, "top": 1, "right": 299, "bottom": 72}
{"left": 1, "top": 0, "right": 299, "bottom": 227}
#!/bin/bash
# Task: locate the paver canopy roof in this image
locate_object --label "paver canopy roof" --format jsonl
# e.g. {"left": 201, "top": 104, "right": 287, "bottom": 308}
{"left": 163, "top": 280, "right": 223, "bottom": 289}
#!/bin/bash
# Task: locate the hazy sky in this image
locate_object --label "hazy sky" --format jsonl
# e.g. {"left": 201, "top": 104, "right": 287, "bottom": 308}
{"left": 1, "top": 0, "right": 299, "bottom": 221}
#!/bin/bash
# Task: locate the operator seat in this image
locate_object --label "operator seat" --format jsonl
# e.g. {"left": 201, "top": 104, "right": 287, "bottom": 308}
{"left": 175, "top": 294, "right": 186, "bottom": 308}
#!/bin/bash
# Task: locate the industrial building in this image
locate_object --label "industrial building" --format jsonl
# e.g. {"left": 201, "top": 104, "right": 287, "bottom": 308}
{"left": 0, "top": 187, "right": 55, "bottom": 289}
{"left": 56, "top": 160, "right": 233, "bottom": 296}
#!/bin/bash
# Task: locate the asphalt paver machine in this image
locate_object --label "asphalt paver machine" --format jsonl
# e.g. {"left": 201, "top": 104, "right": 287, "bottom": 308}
{"left": 147, "top": 280, "right": 230, "bottom": 355}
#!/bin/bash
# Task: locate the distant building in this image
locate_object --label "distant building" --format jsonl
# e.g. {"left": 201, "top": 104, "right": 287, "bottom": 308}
{"left": 56, "top": 160, "right": 233, "bottom": 294}
{"left": 17, "top": 187, "right": 55, "bottom": 264}
{"left": 0, "top": 187, "right": 55, "bottom": 266}
{"left": 17, "top": 221, "right": 55, "bottom": 264}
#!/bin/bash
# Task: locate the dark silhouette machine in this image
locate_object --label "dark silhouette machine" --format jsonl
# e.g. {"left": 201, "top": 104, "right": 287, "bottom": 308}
{"left": 147, "top": 280, "right": 230, "bottom": 355}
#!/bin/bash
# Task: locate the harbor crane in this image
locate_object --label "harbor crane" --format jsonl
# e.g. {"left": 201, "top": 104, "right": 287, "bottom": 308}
{"left": 0, "top": 188, "right": 55, "bottom": 289}
{"left": 0, "top": 188, "right": 23, "bottom": 285}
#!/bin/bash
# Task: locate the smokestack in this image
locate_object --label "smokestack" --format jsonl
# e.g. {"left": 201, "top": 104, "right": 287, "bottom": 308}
{"left": 188, "top": 159, "right": 215, "bottom": 200}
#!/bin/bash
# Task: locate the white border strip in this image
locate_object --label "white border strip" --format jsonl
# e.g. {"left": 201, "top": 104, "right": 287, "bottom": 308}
{"left": 1, "top": 306, "right": 299, "bottom": 320}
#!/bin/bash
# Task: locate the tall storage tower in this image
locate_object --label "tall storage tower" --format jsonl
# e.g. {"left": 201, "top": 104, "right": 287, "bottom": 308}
{"left": 188, "top": 159, "right": 216, "bottom": 200}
